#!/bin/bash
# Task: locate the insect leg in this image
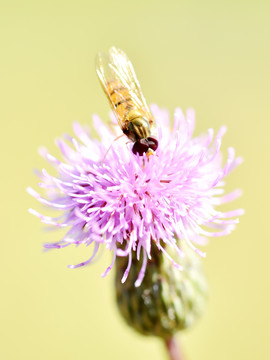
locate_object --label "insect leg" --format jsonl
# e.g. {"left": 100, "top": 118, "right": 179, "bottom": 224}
{"left": 101, "top": 134, "right": 126, "bottom": 165}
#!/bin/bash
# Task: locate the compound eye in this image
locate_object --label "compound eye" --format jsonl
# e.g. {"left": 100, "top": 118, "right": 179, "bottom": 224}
{"left": 132, "top": 139, "right": 149, "bottom": 156}
{"left": 147, "top": 137, "right": 158, "bottom": 151}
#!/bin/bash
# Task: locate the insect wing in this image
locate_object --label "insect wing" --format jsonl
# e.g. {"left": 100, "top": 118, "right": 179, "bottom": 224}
{"left": 96, "top": 47, "right": 154, "bottom": 129}
{"left": 109, "top": 47, "right": 153, "bottom": 126}
{"left": 96, "top": 51, "right": 127, "bottom": 129}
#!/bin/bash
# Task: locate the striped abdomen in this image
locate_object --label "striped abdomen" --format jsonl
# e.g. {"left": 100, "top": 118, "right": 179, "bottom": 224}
{"left": 107, "top": 81, "right": 138, "bottom": 123}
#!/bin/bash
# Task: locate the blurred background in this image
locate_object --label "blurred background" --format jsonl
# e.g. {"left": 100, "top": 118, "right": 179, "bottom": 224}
{"left": 1, "top": 0, "right": 269, "bottom": 359}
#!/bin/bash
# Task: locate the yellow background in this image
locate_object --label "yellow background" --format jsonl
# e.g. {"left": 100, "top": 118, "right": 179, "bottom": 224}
{"left": 1, "top": 1, "right": 269, "bottom": 359}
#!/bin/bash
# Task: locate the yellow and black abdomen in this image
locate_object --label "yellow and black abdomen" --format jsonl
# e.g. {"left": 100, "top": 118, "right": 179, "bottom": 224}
{"left": 107, "top": 80, "right": 134, "bottom": 123}
{"left": 106, "top": 80, "right": 151, "bottom": 141}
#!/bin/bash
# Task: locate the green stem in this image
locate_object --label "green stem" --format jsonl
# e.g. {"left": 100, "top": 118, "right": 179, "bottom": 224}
{"left": 165, "top": 336, "right": 184, "bottom": 360}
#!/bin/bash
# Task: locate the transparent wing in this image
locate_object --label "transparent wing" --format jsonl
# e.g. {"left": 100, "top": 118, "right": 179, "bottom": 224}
{"left": 96, "top": 47, "right": 154, "bottom": 130}
{"left": 109, "top": 47, "right": 153, "bottom": 121}
{"left": 96, "top": 51, "right": 126, "bottom": 129}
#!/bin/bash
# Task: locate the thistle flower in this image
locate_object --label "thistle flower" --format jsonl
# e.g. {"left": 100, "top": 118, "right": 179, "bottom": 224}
{"left": 28, "top": 105, "right": 243, "bottom": 287}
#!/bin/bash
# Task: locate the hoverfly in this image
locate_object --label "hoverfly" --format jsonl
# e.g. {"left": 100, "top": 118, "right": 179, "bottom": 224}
{"left": 96, "top": 47, "right": 158, "bottom": 156}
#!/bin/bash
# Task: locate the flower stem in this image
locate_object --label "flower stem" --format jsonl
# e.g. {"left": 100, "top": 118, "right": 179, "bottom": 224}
{"left": 164, "top": 336, "right": 184, "bottom": 360}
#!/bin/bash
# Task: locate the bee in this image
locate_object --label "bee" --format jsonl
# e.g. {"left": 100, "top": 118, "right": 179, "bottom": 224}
{"left": 96, "top": 47, "right": 158, "bottom": 156}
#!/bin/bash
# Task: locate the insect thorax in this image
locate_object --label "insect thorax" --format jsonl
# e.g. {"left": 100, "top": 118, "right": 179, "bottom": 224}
{"left": 124, "top": 109, "right": 151, "bottom": 141}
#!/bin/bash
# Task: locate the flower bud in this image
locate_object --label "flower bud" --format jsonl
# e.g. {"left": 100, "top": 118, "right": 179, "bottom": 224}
{"left": 115, "top": 243, "right": 207, "bottom": 338}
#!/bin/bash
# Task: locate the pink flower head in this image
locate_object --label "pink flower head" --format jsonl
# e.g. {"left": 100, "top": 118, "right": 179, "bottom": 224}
{"left": 28, "top": 105, "right": 243, "bottom": 287}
